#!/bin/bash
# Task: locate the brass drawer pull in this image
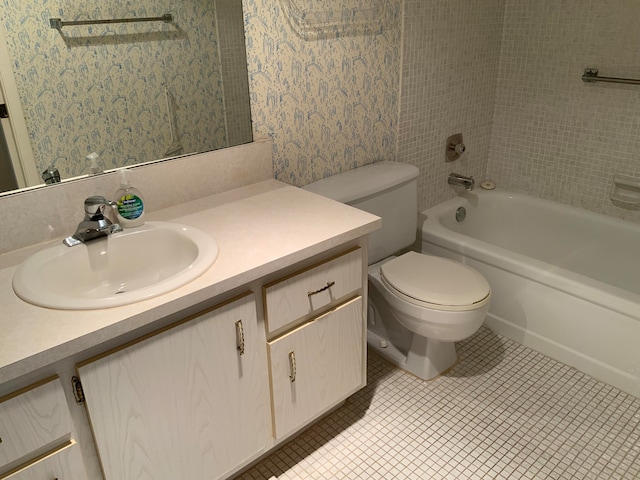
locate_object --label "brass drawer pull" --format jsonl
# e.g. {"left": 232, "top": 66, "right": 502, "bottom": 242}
{"left": 307, "top": 281, "right": 335, "bottom": 297}
{"left": 288, "top": 351, "right": 296, "bottom": 382}
{"left": 235, "top": 320, "right": 245, "bottom": 355}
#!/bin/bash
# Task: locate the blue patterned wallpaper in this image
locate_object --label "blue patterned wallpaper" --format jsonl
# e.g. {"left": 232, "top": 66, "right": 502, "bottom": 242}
{"left": 243, "top": 0, "right": 402, "bottom": 186}
{"left": 3, "top": 0, "right": 402, "bottom": 188}
{"left": 1, "top": 0, "right": 228, "bottom": 179}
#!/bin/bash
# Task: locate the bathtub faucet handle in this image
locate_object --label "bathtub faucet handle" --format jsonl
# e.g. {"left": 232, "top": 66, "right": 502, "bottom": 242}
{"left": 446, "top": 133, "right": 466, "bottom": 161}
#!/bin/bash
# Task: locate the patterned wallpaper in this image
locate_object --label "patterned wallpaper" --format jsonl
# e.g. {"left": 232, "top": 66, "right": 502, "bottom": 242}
{"left": 0, "top": 0, "right": 233, "bottom": 179}
{"left": 5, "top": 0, "right": 638, "bottom": 224}
{"left": 243, "top": 0, "right": 402, "bottom": 186}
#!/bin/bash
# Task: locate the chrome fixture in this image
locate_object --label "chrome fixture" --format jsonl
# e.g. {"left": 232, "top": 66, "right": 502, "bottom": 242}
{"left": 42, "top": 166, "right": 61, "bottom": 184}
{"left": 455, "top": 207, "right": 467, "bottom": 223}
{"left": 446, "top": 133, "right": 466, "bottom": 161}
{"left": 582, "top": 68, "right": 640, "bottom": 86}
{"left": 448, "top": 173, "right": 475, "bottom": 192}
{"left": 63, "top": 196, "right": 123, "bottom": 247}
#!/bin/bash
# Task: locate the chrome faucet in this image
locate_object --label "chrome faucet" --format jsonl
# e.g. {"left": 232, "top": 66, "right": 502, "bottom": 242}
{"left": 448, "top": 173, "right": 475, "bottom": 192}
{"left": 63, "top": 196, "right": 123, "bottom": 247}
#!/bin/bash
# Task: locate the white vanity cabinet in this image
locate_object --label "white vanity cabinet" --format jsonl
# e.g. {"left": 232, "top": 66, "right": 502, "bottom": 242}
{"left": 264, "top": 248, "right": 366, "bottom": 439}
{"left": 3, "top": 442, "right": 86, "bottom": 480}
{"left": 76, "top": 293, "right": 271, "bottom": 480}
{"left": 0, "top": 376, "right": 88, "bottom": 479}
{"left": 0, "top": 179, "right": 379, "bottom": 480}
{"left": 268, "top": 297, "right": 364, "bottom": 438}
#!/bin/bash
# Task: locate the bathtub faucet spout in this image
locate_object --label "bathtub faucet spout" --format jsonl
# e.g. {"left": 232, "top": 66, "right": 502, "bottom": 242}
{"left": 448, "top": 173, "right": 475, "bottom": 191}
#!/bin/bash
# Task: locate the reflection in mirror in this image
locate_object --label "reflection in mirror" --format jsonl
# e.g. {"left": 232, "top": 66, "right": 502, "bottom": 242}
{"left": 0, "top": 0, "right": 252, "bottom": 194}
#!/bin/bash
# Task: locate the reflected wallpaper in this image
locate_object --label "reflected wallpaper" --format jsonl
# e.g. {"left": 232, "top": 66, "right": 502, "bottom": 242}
{"left": 1, "top": 0, "right": 231, "bottom": 178}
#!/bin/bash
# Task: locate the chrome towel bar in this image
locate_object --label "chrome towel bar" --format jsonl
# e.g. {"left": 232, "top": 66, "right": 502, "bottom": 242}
{"left": 50, "top": 14, "right": 173, "bottom": 30}
{"left": 582, "top": 68, "right": 640, "bottom": 86}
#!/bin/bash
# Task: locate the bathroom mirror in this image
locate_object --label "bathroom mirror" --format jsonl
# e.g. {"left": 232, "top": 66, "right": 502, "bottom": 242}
{"left": 0, "top": 0, "right": 252, "bottom": 194}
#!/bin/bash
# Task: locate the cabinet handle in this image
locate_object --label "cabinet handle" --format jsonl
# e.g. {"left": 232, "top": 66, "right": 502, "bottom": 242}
{"left": 288, "top": 351, "right": 296, "bottom": 382}
{"left": 235, "top": 320, "right": 245, "bottom": 355}
{"left": 307, "top": 281, "right": 335, "bottom": 297}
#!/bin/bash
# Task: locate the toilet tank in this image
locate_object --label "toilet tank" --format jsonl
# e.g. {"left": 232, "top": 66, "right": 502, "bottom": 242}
{"left": 303, "top": 161, "right": 419, "bottom": 263}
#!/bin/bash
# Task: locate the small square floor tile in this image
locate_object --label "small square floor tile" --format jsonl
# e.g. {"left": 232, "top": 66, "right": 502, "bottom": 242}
{"left": 235, "top": 327, "right": 640, "bottom": 480}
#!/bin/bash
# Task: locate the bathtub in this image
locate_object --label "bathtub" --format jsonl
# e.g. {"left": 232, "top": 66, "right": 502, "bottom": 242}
{"left": 421, "top": 189, "right": 640, "bottom": 397}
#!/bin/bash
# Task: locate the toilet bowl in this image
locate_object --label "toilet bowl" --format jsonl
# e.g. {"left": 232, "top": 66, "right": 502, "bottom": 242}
{"left": 302, "top": 161, "right": 492, "bottom": 380}
{"left": 367, "top": 252, "right": 490, "bottom": 379}
{"left": 377, "top": 251, "right": 490, "bottom": 342}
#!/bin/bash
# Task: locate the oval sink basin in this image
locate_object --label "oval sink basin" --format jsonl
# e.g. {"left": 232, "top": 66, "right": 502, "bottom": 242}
{"left": 13, "top": 221, "right": 218, "bottom": 310}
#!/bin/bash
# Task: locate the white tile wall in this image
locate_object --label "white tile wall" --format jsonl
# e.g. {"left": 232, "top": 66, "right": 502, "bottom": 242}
{"left": 397, "top": 0, "right": 640, "bottom": 223}
{"left": 397, "top": 0, "right": 505, "bottom": 212}
{"left": 488, "top": 0, "right": 640, "bottom": 223}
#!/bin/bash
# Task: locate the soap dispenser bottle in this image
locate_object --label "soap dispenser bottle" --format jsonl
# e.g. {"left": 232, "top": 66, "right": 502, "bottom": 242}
{"left": 114, "top": 169, "right": 145, "bottom": 228}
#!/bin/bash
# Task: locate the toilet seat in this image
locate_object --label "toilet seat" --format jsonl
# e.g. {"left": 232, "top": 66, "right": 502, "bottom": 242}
{"left": 380, "top": 252, "right": 490, "bottom": 311}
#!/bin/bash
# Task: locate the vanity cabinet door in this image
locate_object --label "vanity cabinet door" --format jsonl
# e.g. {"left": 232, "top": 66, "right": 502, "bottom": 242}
{"left": 77, "top": 294, "right": 271, "bottom": 480}
{"left": 0, "top": 376, "right": 74, "bottom": 471}
{"left": 4, "top": 442, "right": 86, "bottom": 480}
{"left": 268, "top": 297, "right": 364, "bottom": 439}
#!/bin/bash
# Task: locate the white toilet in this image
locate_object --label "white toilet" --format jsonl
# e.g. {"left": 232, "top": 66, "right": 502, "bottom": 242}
{"left": 303, "top": 161, "right": 491, "bottom": 380}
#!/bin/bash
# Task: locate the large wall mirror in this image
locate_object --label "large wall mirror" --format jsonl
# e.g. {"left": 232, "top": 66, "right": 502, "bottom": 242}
{"left": 0, "top": 0, "right": 252, "bottom": 195}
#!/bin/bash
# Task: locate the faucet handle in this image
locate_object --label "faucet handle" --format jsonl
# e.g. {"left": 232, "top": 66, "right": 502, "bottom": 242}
{"left": 446, "top": 133, "right": 466, "bottom": 161}
{"left": 84, "top": 196, "right": 115, "bottom": 218}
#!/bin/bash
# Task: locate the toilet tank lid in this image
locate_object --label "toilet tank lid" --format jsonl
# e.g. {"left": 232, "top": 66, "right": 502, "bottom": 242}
{"left": 302, "top": 161, "right": 419, "bottom": 203}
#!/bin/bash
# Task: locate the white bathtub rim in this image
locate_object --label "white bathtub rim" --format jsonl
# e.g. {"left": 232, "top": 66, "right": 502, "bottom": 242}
{"left": 422, "top": 234, "right": 640, "bottom": 323}
{"left": 436, "top": 188, "right": 640, "bottom": 233}
{"left": 422, "top": 192, "right": 640, "bottom": 322}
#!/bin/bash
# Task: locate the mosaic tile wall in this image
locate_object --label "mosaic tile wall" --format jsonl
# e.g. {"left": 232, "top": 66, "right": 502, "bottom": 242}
{"left": 396, "top": 0, "right": 506, "bottom": 212}
{"left": 488, "top": 0, "right": 640, "bottom": 223}
{"left": 0, "top": 0, "right": 230, "bottom": 179}
{"left": 243, "top": 0, "right": 402, "bottom": 186}
{"left": 217, "top": 0, "right": 253, "bottom": 147}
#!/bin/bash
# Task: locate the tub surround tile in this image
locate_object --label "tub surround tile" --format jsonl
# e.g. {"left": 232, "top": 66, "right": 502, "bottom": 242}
{"left": 488, "top": 1, "right": 640, "bottom": 225}
{"left": 396, "top": 0, "right": 505, "bottom": 212}
{"left": 395, "top": 0, "right": 640, "bottom": 225}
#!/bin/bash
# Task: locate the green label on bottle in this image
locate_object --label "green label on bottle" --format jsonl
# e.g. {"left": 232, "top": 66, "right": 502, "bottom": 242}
{"left": 117, "top": 194, "right": 144, "bottom": 220}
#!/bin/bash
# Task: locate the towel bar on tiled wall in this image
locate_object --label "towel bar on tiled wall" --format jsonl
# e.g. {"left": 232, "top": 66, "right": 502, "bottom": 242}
{"left": 582, "top": 68, "right": 640, "bottom": 86}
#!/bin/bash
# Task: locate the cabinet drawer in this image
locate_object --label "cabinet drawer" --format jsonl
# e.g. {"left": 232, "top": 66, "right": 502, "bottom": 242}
{"left": 264, "top": 248, "right": 363, "bottom": 334}
{"left": 4, "top": 441, "right": 87, "bottom": 480}
{"left": 268, "top": 297, "right": 364, "bottom": 438}
{"left": 0, "top": 377, "right": 72, "bottom": 469}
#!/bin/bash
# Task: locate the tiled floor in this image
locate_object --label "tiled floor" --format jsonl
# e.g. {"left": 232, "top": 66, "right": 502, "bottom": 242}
{"left": 236, "top": 326, "right": 640, "bottom": 479}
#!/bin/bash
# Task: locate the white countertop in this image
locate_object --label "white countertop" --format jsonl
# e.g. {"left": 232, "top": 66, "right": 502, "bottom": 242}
{"left": 0, "top": 180, "right": 380, "bottom": 385}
